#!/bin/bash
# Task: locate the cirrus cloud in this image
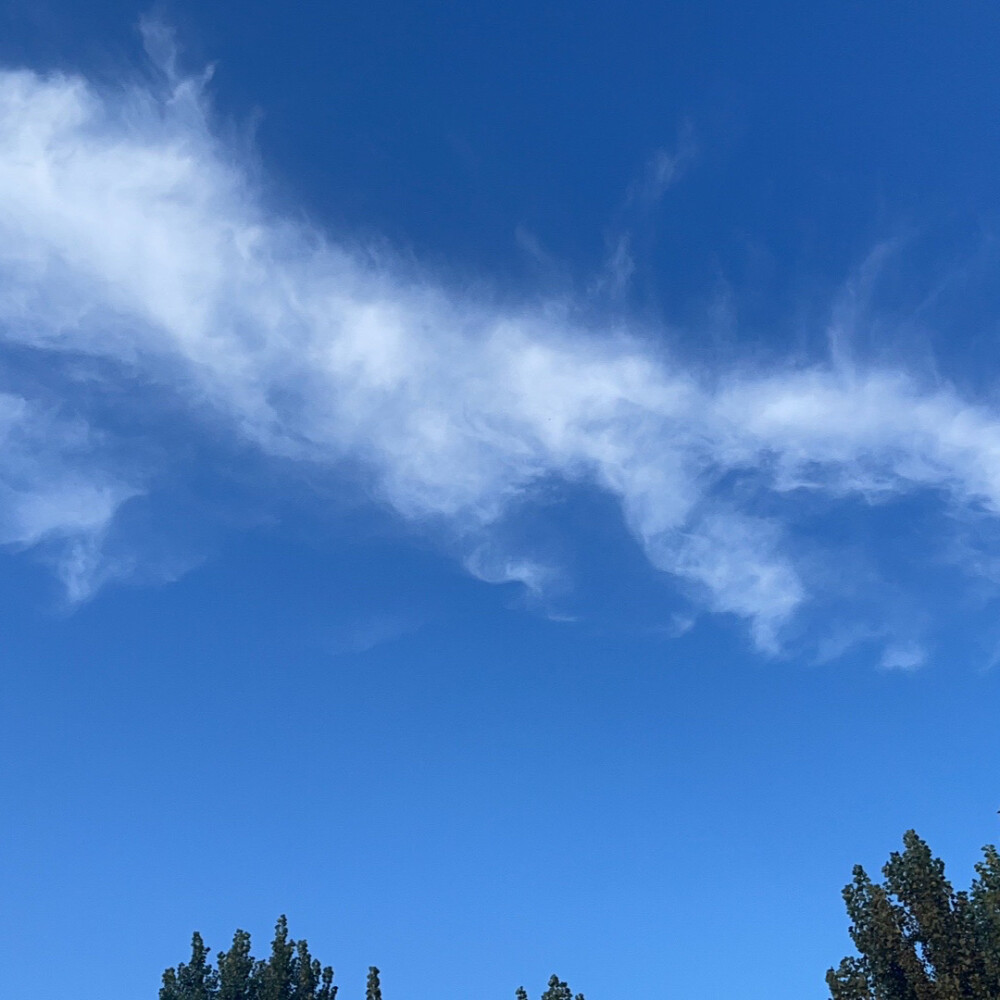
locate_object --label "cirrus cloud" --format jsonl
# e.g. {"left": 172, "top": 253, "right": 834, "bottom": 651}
{"left": 0, "top": 42, "right": 998, "bottom": 659}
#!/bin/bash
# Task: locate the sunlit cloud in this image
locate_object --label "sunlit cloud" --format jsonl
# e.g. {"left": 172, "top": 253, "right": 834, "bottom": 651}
{"left": 1, "top": 40, "right": 999, "bottom": 659}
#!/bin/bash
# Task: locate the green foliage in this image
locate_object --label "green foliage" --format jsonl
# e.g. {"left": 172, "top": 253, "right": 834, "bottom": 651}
{"left": 162, "top": 918, "right": 586, "bottom": 1000}
{"left": 827, "top": 830, "right": 1000, "bottom": 1000}
{"left": 217, "top": 930, "right": 254, "bottom": 1000}
{"left": 160, "top": 917, "right": 337, "bottom": 1000}
{"left": 517, "top": 974, "right": 584, "bottom": 1000}
{"left": 364, "top": 967, "right": 381, "bottom": 1000}
{"left": 161, "top": 932, "right": 217, "bottom": 1000}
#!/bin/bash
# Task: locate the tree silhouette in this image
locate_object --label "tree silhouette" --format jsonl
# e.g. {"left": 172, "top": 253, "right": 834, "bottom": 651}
{"left": 160, "top": 917, "right": 337, "bottom": 1000}
{"left": 365, "top": 967, "right": 382, "bottom": 1000}
{"left": 518, "top": 974, "right": 584, "bottom": 1000}
{"left": 161, "top": 917, "right": 584, "bottom": 1000}
{"left": 828, "top": 830, "right": 1000, "bottom": 999}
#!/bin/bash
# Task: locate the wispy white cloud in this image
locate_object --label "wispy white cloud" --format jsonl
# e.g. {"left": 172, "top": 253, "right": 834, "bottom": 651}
{"left": 1, "top": 47, "right": 999, "bottom": 658}
{"left": 0, "top": 391, "right": 140, "bottom": 597}
{"left": 880, "top": 641, "right": 928, "bottom": 672}
{"left": 626, "top": 126, "right": 697, "bottom": 210}
{"left": 325, "top": 612, "right": 423, "bottom": 657}
{"left": 592, "top": 127, "right": 696, "bottom": 300}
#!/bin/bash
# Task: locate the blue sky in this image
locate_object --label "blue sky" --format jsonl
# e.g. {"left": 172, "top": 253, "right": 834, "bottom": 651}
{"left": 2, "top": 2, "right": 1000, "bottom": 998}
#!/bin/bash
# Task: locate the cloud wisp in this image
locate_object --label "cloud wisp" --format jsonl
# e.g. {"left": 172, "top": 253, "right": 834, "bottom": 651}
{"left": 1, "top": 51, "right": 999, "bottom": 657}
{"left": 0, "top": 390, "right": 140, "bottom": 600}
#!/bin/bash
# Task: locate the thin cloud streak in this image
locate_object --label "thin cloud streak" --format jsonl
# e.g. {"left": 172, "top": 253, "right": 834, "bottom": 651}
{"left": 0, "top": 391, "right": 139, "bottom": 599}
{"left": 1, "top": 56, "right": 999, "bottom": 655}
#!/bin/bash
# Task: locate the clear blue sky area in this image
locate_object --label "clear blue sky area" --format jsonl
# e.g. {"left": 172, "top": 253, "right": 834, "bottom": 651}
{"left": 2, "top": 3, "right": 1000, "bottom": 999}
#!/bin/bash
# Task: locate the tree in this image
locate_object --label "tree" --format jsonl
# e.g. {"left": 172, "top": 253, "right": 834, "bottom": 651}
{"left": 827, "top": 830, "right": 1000, "bottom": 999}
{"left": 517, "top": 974, "right": 584, "bottom": 1000}
{"left": 160, "top": 917, "right": 337, "bottom": 1000}
{"left": 365, "top": 967, "right": 382, "bottom": 1000}
{"left": 161, "top": 919, "right": 584, "bottom": 1000}
{"left": 216, "top": 930, "right": 254, "bottom": 1000}
{"left": 258, "top": 916, "right": 296, "bottom": 1000}
{"left": 161, "top": 932, "right": 218, "bottom": 1000}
